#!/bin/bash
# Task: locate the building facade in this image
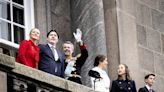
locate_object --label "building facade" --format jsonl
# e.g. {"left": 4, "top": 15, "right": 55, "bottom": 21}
{"left": 0, "top": 0, "right": 164, "bottom": 92}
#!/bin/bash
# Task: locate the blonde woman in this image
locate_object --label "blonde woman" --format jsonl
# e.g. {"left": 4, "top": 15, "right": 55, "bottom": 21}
{"left": 16, "top": 28, "right": 40, "bottom": 68}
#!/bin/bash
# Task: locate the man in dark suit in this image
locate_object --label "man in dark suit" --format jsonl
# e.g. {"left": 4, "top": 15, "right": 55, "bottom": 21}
{"left": 138, "top": 74, "right": 155, "bottom": 92}
{"left": 38, "top": 30, "right": 65, "bottom": 78}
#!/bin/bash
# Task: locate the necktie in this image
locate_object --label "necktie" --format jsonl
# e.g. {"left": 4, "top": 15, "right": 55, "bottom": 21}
{"left": 51, "top": 46, "right": 59, "bottom": 61}
{"left": 149, "top": 89, "right": 153, "bottom": 92}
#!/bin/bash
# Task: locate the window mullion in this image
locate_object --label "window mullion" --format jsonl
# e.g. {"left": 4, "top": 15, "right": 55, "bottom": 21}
{"left": 10, "top": 0, "right": 14, "bottom": 43}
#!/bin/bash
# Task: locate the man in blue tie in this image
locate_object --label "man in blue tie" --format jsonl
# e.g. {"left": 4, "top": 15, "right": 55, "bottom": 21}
{"left": 38, "top": 30, "right": 65, "bottom": 78}
{"left": 138, "top": 74, "right": 155, "bottom": 92}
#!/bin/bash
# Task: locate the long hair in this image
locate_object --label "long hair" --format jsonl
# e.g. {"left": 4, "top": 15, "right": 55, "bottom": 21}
{"left": 118, "top": 64, "right": 132, "bottom": 80}
{"left": 94, "top": 55, "right": 106, "bottom": 67}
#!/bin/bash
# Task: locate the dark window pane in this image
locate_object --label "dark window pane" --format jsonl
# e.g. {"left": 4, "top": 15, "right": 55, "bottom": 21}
{"left": 0, "top": 20, "right": 11, "bottom": 41}
{"left": 13, "top": 5, "right": 24, "bottom": 25}
{"left": 0, "top": 1, "right": 11, "bottom": 20}
{"left": 12, "top": 0, "right": 23, "bottom": 5}
{"left": 14, "top": 25, "right": 24, "bottom": 44}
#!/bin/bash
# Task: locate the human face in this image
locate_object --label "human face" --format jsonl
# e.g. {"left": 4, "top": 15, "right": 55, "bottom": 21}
{"left": 46, "top": 31, "right": 58, "bottom": 45}
{"left": 99, "top": 58, "right": 108, "bottom": 70}
{"left": 63, "top": 43, "right": 74, "bottom": 56}
{"left": 145, "top": 75, "right": 155, "bottom": 87}
{"left": 118, "top": 64, "right": 126, "bottom": 76}
{"left": 30, "top": 28, "right": 40, "bottom": 41}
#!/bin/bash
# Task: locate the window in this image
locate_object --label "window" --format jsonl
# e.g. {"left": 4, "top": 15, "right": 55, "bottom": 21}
{"left": 0, "top": 0, "right": 34, "bottom": 49}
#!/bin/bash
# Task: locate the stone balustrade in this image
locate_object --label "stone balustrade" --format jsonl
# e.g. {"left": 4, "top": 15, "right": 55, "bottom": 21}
{"left": 0, "top": 53, "right": 96, "bottom": 92}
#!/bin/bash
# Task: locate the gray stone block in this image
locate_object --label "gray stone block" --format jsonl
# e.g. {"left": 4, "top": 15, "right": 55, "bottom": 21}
{"left": 136, "top": 3, "right": 152, "bottom": 27}
{"left": 159, "top": 0, "right": 164, "bottom": 12}
{"left": 147, "top": 28, "right": 161, "bottom": 52}
{"left": 154, "top": 54, "right": 164, "bottom": 76}
{"left": 0, "top": 53, "right": 15, "bottom": 68}
{"left": 117, "top": 0, "right": 136, "bottom": 16}
{"left": 136, "top": 25, "right": 147, "bottom": 46}
{"left": 153, "top": 75, "right": 164, "bottom": 92}
{"left": 152, "top": 9, "right": 164, "bottom": 33}
{"left": 138, "top": 47, "right": 154, "bottom": 72}
{"left": 0, "top": 71, "right": 7, "bottom": 92}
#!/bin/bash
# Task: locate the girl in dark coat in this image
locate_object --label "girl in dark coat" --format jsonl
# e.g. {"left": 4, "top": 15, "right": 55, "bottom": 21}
{"left": 110, "top": 64, "right": 137, "bottom": 92}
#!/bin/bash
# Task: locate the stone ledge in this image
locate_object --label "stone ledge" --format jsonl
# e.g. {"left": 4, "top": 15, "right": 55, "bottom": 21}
{"left": 0, "top": 53, "right": 96, "bottom": 92}
{"left": 0, "top": 53, "right": 15, "bottom": 69}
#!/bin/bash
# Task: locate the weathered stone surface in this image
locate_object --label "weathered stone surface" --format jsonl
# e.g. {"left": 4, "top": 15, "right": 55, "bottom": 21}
{"left": 51, "top": 0, "right": 72, "bottom": 49}
{"left": 0, "top": 71, "right": 7, "bottom": 92}
{"left": 154, "top": 54, "right": 164, "bottom": 76}
{"left": 138, "top": 47, "right": 154, "bottom": 72}
{"left": 147, "top": 28, "right": 161, "bottom": 52}
{"left": 136, "top": 25, "right": 147, "bottom": 46}
{"left": 117, "top": 0, "right": 136, "bottom": 16}
{"left": 0, "top": 53, "right": 96, "bottom": 92}
{"left": 136, "top": 3, "right": 152, "bottom": 27}
{"left": 139, "top": 0, "right": 159, "bottom": 9}
{"left": 103, "top": 0, "right": 120, "bottom": 81}
{"left": 34, "top": 0, "right": 48, "bottom": 44}
{"left": 0, "top": 53, "right": 15, "bottom": 68}
{"left": 152, "top": 9, "right": 164, "bottom": 33}
{"left": 159, "top": 0, "right": 164, "bottom": 12}
{"left": 153, "top": 75, "right": 164, "bottom": 92}
{"left": 117, "top": 10, "right": 138, "bottom": 64}
{"left": 12, "top": 63, "right": 96, "bottom": 92}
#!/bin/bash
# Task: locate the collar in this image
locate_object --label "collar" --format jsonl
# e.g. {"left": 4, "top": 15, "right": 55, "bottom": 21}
{"left": 48, "top": 43, "right": 56, "bottom": 48}
{"left": 145, "top": 84, "right": 152, "bottom": 90}
{"left": 92, "top": 66, "right": 104, "bottom": 72}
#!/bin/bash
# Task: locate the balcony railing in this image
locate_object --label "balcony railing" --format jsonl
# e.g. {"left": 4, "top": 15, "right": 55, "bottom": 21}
{"left": 0, "top": 53, "right": 96, "bottom": 92}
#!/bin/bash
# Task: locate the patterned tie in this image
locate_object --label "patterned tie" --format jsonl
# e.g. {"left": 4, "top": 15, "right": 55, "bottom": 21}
{"left": 51, "top": 46, "right": 59, "bottom": 61}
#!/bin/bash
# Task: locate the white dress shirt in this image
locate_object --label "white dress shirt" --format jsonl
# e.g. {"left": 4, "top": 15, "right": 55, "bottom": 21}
{"left": 146, "top": 85, "right": 153, "bottom": 92}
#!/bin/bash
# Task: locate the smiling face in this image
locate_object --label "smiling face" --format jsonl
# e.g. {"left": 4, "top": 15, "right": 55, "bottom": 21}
{"left": 29, "top": 28, "right": 40, "bottom": 41}
{"left": 117, "top": 64, "right": 126, "bottom": 76}
{"left": 46, "top": 31, "right": 58, "bottom": 45}
{"left": 63, "top": 42, "right": 74, "bottom": 56}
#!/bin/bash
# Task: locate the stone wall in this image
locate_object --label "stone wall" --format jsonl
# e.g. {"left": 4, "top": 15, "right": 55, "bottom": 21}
{"left": 116, "top": 0, "right": 164, "bottom": 91}
{"left": 136, "top": 0, "right": 164, "bottom": 92}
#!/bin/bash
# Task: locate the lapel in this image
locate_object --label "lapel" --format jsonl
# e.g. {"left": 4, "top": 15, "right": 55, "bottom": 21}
{"left": 45, "top": 44, "right": 55, "bottom": 60}
{"left": 144, "top": 86, "right": 149, "bottom": 92}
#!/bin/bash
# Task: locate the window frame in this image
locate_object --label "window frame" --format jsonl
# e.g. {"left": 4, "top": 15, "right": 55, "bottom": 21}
{"left": 0, "top": 0, "right": 35, "bottom": 49}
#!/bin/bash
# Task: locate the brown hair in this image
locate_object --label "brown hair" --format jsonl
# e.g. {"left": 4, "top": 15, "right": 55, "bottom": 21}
{"left": 118, "top": 64, "right": 132, "bottom": 80}
{"left": 145, "top": 74, "right": 155, "bottom": 79}
{"left": 94, "top": 55, "right": 106, "bottom": 66}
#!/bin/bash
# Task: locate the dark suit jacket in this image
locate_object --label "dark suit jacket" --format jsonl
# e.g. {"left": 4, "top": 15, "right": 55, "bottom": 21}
{"left": 138, "top": 86, "right": 155, "bottom": 92}
{"left": 38, "top": 44, "right": 65, "bottom": 78}
{"left": 110, "top": 79, "right": 137, "bottom": 92}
